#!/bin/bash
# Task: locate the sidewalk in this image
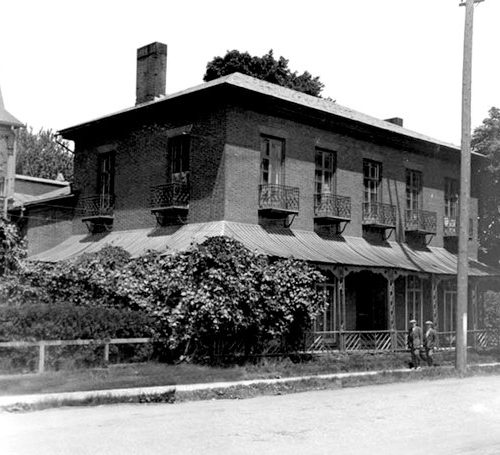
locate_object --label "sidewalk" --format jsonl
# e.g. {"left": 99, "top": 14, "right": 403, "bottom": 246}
{"left": 2, "top": 362, "right": 500, "bottom": 412}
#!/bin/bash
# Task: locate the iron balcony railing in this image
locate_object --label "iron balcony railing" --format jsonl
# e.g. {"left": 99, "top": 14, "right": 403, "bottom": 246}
{"left": 314, "top": 193, "right": 351, "bottom": 221}
{"left": 443, "top": 216, "right": 473, "bottom": 238}
{"left": 258, "top": 184, "right": 299, "bottom": 214}
{"left": 405, "top": 209, "right": 437, "bottom": 234}
{"left": 79, "top": 194, "right": 114, "bottom": 218}
{"left": 362, "top": 202, "right": 396, "bottom": 228}
{"left": 149, "top": 182, "right": 189, "bottom": 210}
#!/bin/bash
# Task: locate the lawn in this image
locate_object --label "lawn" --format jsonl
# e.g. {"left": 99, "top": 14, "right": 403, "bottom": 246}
{"left": 2, "top": 349, "right": 499, "bottom": 397}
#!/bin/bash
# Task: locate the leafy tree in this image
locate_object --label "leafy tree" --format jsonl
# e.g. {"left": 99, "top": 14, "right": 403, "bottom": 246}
{"left": 0, "top": 217, "right": 26, "bottom": 276}
{"left": 473, "top": 107, "right": 500, "bottom": 265}
{"left": 16, "top": 126, "right": 73, "bottom": 182}
{"left": 204, "top": 49, "right": 325, "bottom": 97}
{"left": 20, "top": 238, "right": 326, "bottom": 363}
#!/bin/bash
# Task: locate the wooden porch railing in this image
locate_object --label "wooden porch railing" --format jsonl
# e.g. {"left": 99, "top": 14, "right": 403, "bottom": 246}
{"left": 304, "top": 329, "right": 500, "bottom": 353}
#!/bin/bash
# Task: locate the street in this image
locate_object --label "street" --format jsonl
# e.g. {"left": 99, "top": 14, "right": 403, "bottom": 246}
{"left": 2, "top": 375, "right": 500, "bottom": 454}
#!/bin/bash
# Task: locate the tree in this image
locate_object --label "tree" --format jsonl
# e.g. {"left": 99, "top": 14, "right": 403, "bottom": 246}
{"left": 16, "top": 126, "right": 74, "bottom": 182}
{"left": 203, "top": 50, "right": 325, "bottom": 97}
{"left": 472, "top": 107, "right": 500, "bottom": 266}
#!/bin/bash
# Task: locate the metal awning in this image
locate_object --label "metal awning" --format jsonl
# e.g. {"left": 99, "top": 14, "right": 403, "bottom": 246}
{"left": 29, "top": 221, "right": 499, "bottom": 277}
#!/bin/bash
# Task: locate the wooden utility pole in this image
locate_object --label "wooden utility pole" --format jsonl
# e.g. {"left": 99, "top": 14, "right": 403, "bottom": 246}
{"left": 456, "top": 0, "right": 483, "bottom": 375}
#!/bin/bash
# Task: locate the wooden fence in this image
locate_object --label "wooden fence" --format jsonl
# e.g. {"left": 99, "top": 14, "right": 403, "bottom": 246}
{"left": 2, "top": 329, "right": 499, "bottom": 374}
{"left": 0, "top": 337, "right": 152, "bottom": 373}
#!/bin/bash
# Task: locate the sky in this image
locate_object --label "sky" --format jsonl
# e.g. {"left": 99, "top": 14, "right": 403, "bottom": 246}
{"left": 0, "top": 0, "right": 499, "bottom": 146}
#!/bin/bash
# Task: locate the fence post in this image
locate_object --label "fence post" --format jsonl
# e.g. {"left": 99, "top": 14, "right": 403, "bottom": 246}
{"left": 104, "top": 342, "right": 110, "bottom": 364}
{"left": 38, "top": 341, "right": 46, "bottom": 374}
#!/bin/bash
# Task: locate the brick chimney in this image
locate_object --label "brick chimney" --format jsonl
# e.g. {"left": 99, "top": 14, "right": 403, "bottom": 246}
{"left": 135, "top": 42, "right": 167, "bottom": 105}
{"left": 384, "top": 117, "right": 404, "bottom": 127}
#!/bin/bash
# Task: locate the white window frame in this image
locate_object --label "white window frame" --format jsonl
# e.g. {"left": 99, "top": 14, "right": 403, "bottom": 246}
{"left": 260, "top": 136, "right": 285, "bottom": 185}
{"left": 363, "top": 159, "right": 382, "bottom": 205}
{"left": 406, "top": 169, "right": 422, "bottom": 212}
{"left": 405, "top": 275, "right": 423, "bottom": 330}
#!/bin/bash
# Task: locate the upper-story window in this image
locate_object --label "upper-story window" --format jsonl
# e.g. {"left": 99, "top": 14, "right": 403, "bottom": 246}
{"left": 260, "top": 136, "right": 285, "bottom": 185}
{"left": 315, "top": 148, "right": 336, "bottom": 195}
{"left": 363, "top": 159, "right": 382, "bottom": 205}
{"left": 98, "top": 152, "right": 114, "bottom": 196}
{"left": 406, "top": 169, "right": 422, "bottom": 211}
{"left": 168, "top": 135, "right": 190, "bottom": 184}
{"left": 444, "top": 178, "right": 459, "bottom": 220}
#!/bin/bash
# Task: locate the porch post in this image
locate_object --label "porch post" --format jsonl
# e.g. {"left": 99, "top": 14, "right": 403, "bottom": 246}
{"left": 339, "top": 270, "right": 346, "bottom": 351}
{"left": 471, "top": 280, "right": 478, "bottom": 349}
{"left": 387, "top": 270, "right": 396, "bottom": 350}
{"left": 431, "top": 275, "right": 439, "bottom": 330}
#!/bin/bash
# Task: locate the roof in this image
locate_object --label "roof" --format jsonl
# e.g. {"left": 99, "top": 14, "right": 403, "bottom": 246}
{"left": 15, "top": 174, "right": 69, "bottom": 187}
{"left": 0, "top": 85, "right": 23, "bottom": 128}
{"left": 12, "top": 185, "right": 73, "bottom": 208}
{"left": 59, "top": 73, "right": 461, "bottom": 153}
{"left": 28, "top": 221, "right": 498, "bottom": 277}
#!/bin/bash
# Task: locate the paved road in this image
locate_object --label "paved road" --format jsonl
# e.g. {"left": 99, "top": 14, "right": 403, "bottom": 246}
{"left": 2, "top": 375, "right": 500, "bottom": 455}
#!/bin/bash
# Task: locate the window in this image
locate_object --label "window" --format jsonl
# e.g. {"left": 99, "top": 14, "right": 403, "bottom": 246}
{"left": 444, "top": 178, "right": 459, "bottom": 221}
{"left": 260, "top": 136, "right": 284, "bottom": 185}
{"left": 443, "top": 281, "right": 457, "bottom": 332}
{"left": 406, "top": 276, "right": 423, "bottom": 329}
{"left": 98, "top": 152, "right": 114, "bottom": 196}
{"left": 168, "top": 135, "right": 190, "bottom": 183}
{"left": 314, "top": 284, "right": 337, "bottom": 332}
{"left": 315, "top": 148, "right": 336, "bottom": 195}
{"left": 363, "top": 160, "right": 382, "bottom": 205}
{"left": 406, "top": 170, "right": 422, "bottom": 212}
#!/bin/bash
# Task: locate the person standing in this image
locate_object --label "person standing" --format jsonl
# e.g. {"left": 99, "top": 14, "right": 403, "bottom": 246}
{"left": 407, "top": 319, "right": 423, "bottom": 369}
{"left": 424, "top": 321, "right": 437, "bottom": 366}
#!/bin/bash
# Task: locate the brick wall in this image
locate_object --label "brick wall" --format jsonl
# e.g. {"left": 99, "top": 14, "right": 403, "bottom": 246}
{"left": 24, "top": 205, "right": 73, "bottom": 256}
{"left": 71, "top": 104, "right": 227, "bottom": 234}
{"left": 225, "top": 105, "right": 479, "bottom": 257}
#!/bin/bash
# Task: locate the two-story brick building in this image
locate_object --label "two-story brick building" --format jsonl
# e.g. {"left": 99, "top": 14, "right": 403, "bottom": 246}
{"left": 31, "top": 42, "right": 498, "bottom": 351}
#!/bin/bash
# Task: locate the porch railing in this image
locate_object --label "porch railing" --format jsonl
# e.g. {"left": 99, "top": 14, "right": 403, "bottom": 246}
{"left": 314, "top": 193, "right": 351, "bottom": 221}
{"left": 150, "top": 182, "right": 189, "bottom": 210}
{"left": 362, "top": 202, "right": 396, "bottom": 228}
{"left": 304, "top": 329, "right": 500, "bottom": 353}
{"left": 79, "top": 194, "right": 114, "bottom": 218}
{"left": 405, "top": 209, "right": 437, "bottom": 234}
{"left": 258, "top": 184, "right": 299, "bottom": 214}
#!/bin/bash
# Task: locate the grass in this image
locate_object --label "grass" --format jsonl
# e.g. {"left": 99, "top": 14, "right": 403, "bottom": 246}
{"left": 1, "top": 349, "right": 499, "bottom": 397}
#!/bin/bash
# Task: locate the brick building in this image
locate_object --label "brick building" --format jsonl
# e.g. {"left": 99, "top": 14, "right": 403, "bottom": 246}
{"left": 31, "top": 42, "right": 498, "bottom": 351}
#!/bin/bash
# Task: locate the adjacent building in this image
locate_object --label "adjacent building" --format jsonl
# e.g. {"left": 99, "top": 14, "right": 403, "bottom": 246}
{"left": 29, "top": 42, "right": 499, "bottom": 351}
{"left": 0, "top": 85, "right": 23, "bottom": 216}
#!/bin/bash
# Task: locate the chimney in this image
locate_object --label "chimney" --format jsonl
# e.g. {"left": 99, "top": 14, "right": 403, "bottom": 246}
{"left": 135, "top": 42, "right": 167, "bottom": 105}
{"left": 384, "top": 117, "right": 404, "bottom": 127}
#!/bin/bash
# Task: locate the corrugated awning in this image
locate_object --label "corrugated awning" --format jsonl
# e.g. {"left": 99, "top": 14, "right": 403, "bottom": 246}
{"left": 29, "top": 221, "right": 499, "bottom": 277}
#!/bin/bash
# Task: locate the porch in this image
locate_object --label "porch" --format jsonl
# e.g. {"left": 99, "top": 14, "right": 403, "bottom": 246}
{"left": 310, "top": 267, "right": 496, "bottom": 352}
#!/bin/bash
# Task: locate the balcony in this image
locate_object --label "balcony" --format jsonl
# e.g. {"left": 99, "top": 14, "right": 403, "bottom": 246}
{"left": 405, "top": 209, "right": 437, "bottom": 235}
{"left": 80, "top": 194, "right": 114, "bottom": 220}
{"left": 314, "top": 193, "right": 351, "bottom": 222}
{"left": 362, "top": 202, "right": 396, "bottom": 228}
{"left": 444, "top": 216, "right": 473, "bottom": 239}
{"left": 258, "top": 184, "right": 299, "bottom": 215}
{"left": 80, "top": 194, "right": 114, "bottom": 232}
{"left": 150, "top": 182, "right": 189, "bottom": 225}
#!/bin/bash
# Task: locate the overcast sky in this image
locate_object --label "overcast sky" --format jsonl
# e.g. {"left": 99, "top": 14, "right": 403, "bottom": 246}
{"left": 1, "top": 0, "right": 498, "bottom": 145}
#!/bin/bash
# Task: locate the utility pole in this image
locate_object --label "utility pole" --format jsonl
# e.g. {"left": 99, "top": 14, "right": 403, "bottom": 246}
{"left": 456, "top": 0, "right": 483, "bottom": 375}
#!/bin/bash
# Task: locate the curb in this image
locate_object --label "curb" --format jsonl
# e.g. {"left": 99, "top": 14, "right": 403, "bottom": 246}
{"left": 2, "top": 362, "right": 500, "bottom": 412}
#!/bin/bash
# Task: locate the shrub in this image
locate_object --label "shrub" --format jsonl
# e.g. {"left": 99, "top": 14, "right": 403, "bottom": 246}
{"left": 0, "top": 303, "right": 155, "bottom": 341}
{"left": 8, "top": 237, "right": 327, "bottom": 364}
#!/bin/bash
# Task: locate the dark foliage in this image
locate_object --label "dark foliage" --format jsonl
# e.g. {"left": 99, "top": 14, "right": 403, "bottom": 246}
{"left": 204, "top": 49, "right": 325, "bottom": 97}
